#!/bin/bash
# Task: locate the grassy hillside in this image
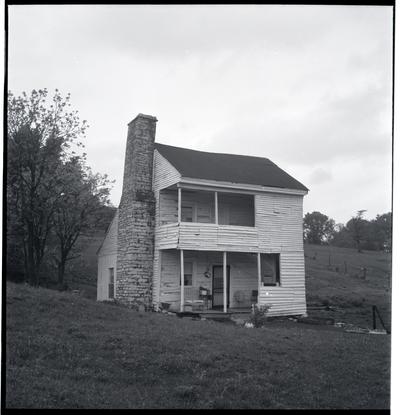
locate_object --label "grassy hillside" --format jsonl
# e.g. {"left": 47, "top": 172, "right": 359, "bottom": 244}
{"left": 304, "top": 244, "right": 391, "bottom": 330}
{"left": 5, "top": 282, "right": 390, "bottom": 409}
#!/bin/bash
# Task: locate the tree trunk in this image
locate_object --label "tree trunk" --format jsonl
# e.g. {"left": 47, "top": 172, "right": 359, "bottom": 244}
{"left": 57, "top": 260, "right": 66, "bottom": 290}
{"left": 22, "top": 240, "right": 28, "bottom": 283}
{"left": 27, "top": 223, "right": 37, "bottom": 285}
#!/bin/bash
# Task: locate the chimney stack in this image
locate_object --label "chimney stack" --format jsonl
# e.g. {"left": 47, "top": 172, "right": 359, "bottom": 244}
{"left": 116, "top": 113, "right": 157, "bottom": 309}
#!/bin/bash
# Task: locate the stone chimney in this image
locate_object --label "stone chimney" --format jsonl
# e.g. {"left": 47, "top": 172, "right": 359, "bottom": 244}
{"left": 116, "top": 113, "right": 157, "bottom": 309}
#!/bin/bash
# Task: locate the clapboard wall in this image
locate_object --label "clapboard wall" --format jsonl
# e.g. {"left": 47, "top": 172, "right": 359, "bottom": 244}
{"left": 97, "top": 211, "right": 118, "bottom": 301}
{"left": 255, "top": 192, "right": 306, "bottom": 316}
{"left": 152, "top": 150, "right": 181, "bottom": 305}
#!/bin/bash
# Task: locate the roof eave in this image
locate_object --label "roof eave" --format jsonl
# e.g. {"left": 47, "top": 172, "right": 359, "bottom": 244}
{"left": 178, "top": 177, "right": 308, "bottom": 196}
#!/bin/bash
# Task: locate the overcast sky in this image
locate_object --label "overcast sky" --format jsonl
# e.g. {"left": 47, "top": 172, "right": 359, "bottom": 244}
{"left": 8, "top": 4, "right": 393, "bottom": 224}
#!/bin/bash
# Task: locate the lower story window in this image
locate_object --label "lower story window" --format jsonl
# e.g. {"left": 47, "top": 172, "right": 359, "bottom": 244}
{"left": 108, "top": 267, "right": 115, "bottom": 299}
{"left": 261, "top": 254, "right": 280, "bottom": 286}
{"left": 180, "top": 261, "right": 193, "bottom": 286}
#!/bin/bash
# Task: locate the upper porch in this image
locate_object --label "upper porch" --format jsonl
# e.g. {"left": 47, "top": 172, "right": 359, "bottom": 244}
{"left": 156, "top": 185, "right": 260, "bottom": 251}
{"left": 157, "top": 222, "right": 259, "bottom": 252}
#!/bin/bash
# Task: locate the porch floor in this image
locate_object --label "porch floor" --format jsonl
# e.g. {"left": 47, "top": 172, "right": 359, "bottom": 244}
{"left": 176, "top": 308, "right": 251, "bottom": 320}
{"left": 200, "top": 308, "right": 251, "bottom": 314}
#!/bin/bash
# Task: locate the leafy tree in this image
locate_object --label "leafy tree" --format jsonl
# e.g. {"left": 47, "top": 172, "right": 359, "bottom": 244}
{"left": 330, "top": 223, "right": 354, "bottom": 248}
{"left": 365, "top": 212, "right": 392, "bottom": 252}
{"left": 303, "top": 211, "right": 336, "bottom": 245}
{"left": 7, "top": 89, "right": 103, "bottom": 286}
{"left": 51, "top": 158, "right": 112, "bottom": 287}
{"left": 346, "top": 210, "right": 368, "bottom": 253}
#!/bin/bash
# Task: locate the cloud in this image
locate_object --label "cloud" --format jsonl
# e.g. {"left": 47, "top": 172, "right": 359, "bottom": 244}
{"left": 308, "top": 168, "right": 332, "bottom": 185}
{"left": 206, "top": 82, "right": 391, "bottom": 167}
{"left": 7, "top": 4, "right": 393, "bottom": 223}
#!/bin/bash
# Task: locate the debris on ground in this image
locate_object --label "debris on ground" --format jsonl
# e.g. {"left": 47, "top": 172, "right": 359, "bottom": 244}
{"left": 297, "top": 316, "right": 335, "bottom": 325}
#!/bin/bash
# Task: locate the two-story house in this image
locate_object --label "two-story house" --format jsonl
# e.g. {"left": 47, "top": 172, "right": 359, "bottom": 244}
{"left": 97, "top": 114, "right": 309, "bottom": 317}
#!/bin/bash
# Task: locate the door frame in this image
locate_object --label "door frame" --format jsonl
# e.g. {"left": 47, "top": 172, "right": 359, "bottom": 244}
{"left": 212, "top": 265, "right": 230, "bottom": 309}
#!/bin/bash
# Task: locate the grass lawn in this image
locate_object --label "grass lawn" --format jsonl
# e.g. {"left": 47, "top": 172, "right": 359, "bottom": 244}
{"left": 5, "top": 282, "right": 390, "bottom": 409}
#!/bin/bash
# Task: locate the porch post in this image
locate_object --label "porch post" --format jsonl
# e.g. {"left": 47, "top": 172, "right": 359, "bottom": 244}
{"left": 180, "top": 249, "right": 184, "bottom": 312}
{"left": 257, "top": 252, "right": 261, "bottom": 304}
{"left": 223, "top": 251, "right": 227, "bottom": 313}
{"left": 178, "top": 187, "right": 182, "bottom": 224}
{"left": 214, "top": 191, "right": 218, "bottom": 225}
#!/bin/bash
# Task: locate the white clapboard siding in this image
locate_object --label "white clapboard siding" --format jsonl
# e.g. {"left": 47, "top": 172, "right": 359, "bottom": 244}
{"left": 255, "top": 193, "right": 304, "bottom": 251}
{"left": 258, "top": 251, "right": 306, "bottom": 316}
{"left": 159, "top": 189, "right": 178, "bottom": 224}
{"left": 98, "top": 211, "right": 118, "bottom": 257}
{"left": 155, "top": 224, "right": 179, "bottom": 249}
{"left": 152, "top": 149, "right": 181, "bottom": 296}
{"left": 176, "top": 223, "right": 259, "bottom": 252}
{"left": 228, "top": 252, "right": 259, "bottom": 308}
{"left": 97, "top": 211, "right": 118, "bottom": 301}
{"left": 152, "top": 248, "right": 161, "bottom": 306}
{"left": 97, "top": 255, "right": 117, "bottom": 301}
{"left": 158, "top": 249, "right": 180, "bottom": 308}
{"left": 152, "top": 150, "right": 181, "bottom": 192}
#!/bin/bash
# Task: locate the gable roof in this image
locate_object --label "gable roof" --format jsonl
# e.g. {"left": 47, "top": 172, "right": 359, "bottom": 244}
{"left": 154, "top": 143, "right": 308, "bottom": 192}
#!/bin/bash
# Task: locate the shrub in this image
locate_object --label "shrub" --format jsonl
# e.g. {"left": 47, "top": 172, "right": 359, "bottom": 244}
{"left": 248, "top": 304, "right": 271, "bottom": 328}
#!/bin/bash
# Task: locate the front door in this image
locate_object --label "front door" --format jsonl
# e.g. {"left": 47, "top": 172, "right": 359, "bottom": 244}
{"left": 212, "top": 265, "right": 230, "bottom": 309}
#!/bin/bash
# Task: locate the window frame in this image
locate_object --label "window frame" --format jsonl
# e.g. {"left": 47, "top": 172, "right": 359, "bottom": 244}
{"left": 260, "top": 253, "right": 280, "bottom": 287}
{"left": 180, "top": 261, "right": 194, "bottom": 286}
{"left": 108, "top": 267, "right": 115, "bottom": 299}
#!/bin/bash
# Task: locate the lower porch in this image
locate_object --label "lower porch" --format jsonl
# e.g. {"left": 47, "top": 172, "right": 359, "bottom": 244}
{"left": 156, "top": 249, "right": 278, "bottom": 313}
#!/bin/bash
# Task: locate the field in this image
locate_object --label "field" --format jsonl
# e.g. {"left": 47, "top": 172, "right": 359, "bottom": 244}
{"left": 5, "top": 279, "right": 390, "bottom": 409}
{"left": 304, "top": 244, "right": 391, "bottom": 330}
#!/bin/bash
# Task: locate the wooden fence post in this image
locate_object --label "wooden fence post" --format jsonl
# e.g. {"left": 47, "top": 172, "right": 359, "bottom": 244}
{"left": 372, "top": 305, "right": 376, "bottom": 330}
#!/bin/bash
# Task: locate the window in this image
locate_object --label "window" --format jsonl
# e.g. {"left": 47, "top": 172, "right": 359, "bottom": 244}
{"left": 181, "top": 205, "right": 194, "bottom": 222}
{"left": 108, "top": 268, "right": 115, "bottom": 299}
{"left": 180, "top": 261, "right": 193, "bottom": 286}
{"left": 260, "top": 254, "right": 280, "bottom": 286}
{"left": 180, "top": 190, "right": 214, "bottom": 223}
{"left": 197, "top": 206, "right": 212, "bottom": 223}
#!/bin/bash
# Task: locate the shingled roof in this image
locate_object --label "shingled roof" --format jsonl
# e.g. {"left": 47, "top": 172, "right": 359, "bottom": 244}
{"left": 154, "top": 143, "right": 308, "bottom": 192}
